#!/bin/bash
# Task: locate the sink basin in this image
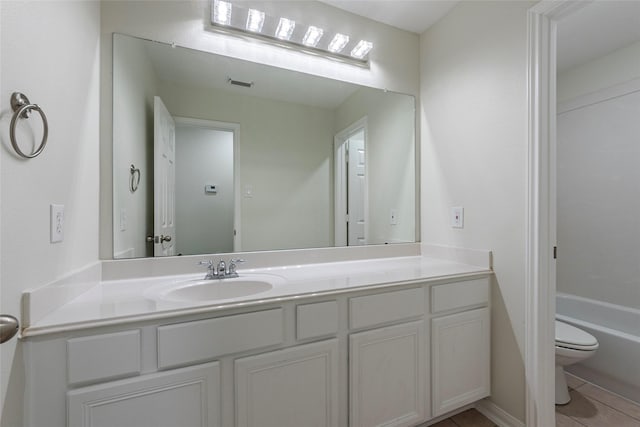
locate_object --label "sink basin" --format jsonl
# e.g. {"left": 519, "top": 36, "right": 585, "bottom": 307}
{"left": 156, "top": 274, "right": 282, "bottom": 303}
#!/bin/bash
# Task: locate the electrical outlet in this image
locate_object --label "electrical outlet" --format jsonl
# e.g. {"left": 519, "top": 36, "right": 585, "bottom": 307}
{"left": 451, "top": 206, "right": 464, "bottom": 228}
{"left": 50, "top": 204, "right": 64, "bottom": 243}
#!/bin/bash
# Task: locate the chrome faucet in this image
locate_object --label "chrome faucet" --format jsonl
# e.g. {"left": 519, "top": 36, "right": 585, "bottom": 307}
{"left": 198, "top": 260, "right": 216, "bottom": 279}
{"left": 198, "top": 259, "right": 246, "bottom": 279}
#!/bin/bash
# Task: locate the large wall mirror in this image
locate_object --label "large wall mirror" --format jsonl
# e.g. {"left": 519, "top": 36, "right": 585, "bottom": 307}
{"left": 113, "top": 33, "right": 416, "bottom": 259}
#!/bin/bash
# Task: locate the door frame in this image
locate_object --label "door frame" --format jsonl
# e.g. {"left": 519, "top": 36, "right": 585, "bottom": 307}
{"left": 334, "top": 117, "right": 368, "bottom": 247}
{"left": 525, "top": 2, "right": 590, "bottom": 426}
{"left": 173, "top": 117, "right": 241, "bottom": 252}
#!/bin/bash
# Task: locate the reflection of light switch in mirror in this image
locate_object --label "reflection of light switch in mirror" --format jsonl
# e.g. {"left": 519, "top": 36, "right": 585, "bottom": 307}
{"left": 390, "top": 209, "right": 398, "bottom": 225}
{"left": 205, "top": 184, "right": 217, "bottom": 194}
{"left": 244, "top": 184, "right": 254, "bottom": 198}
{"left": 119, "top": 208, "right": 127, "bottom": 231}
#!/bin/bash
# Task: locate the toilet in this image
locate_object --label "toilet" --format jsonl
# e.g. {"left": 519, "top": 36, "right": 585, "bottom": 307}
{"left": 555, "top": 320, "right": 599, "bottom": 404}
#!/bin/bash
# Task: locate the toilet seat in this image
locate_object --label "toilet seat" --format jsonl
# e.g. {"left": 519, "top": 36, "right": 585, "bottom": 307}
{"left": 555, "top": 320, "right": 599, "bottom": 351}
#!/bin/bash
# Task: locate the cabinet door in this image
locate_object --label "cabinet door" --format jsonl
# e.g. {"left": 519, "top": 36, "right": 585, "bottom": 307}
{"left": 67, "top": 362, "right": 220, "bottom": 427}
{"left": 235, "top": 339, "right": 339, "bottom": 427}
{"left": 432, "top": 307, "right": 490, "bottom": 417}
{"left": 349, "top": 321, "right": 426, "bottom": 427}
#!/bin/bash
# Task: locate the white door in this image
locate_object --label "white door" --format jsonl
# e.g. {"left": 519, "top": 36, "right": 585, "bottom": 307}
{"left": 154, "top": 96, "right": 176, "bottom": 256}
{"left": 347, "top": 131, "right": 366, "bottom": 246}
{"left": 334, "top": 119, "right": 368, "bottom": 247}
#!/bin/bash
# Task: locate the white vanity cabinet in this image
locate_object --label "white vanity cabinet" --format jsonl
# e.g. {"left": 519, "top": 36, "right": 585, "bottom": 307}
{"left": 430, "top": 279, "right": 491, "bottom": 417}
{"left": 23, "top": 275, "right": 491, "bottom": 427}
{"left": 67, "top": 362, "right": 221, "bottom": 427}
{"left": 348, "top": 288, "right": 426, "bottom": 427}
{"left": 235, "top": 339, "right": 339, "bottom": 427}
{"left": 349, "top": 321, "right": 426, "bottom": 427}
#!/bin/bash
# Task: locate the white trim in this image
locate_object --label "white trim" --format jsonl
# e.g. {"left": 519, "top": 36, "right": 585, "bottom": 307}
{"left": 173, "top": 117, "right": 242, "bottom": 252}
{"left": 333, "top": 117, "right": 368, "bottom": 247}
{"left": 558, "top": 77, "right": 640, "bottom": 114}
{"left": 525, "top": 2, "right": 590, "bottom": 426}
{"left": 475, "top": 399, "right": 525, "bottom": 427}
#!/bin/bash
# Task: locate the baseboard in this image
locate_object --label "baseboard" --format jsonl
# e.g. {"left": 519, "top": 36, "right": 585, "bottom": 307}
{"left": 475, "top": 399, "right": 525, "bottom": 427}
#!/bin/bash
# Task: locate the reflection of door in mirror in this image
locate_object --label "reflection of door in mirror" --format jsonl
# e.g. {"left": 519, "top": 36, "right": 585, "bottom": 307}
{"left": 335, "top": 118, "right": 368, "bottom": 246}
{"left": 153, "top": 96, "right": 176, "bottom": 256}
{"left": 347, "top": 130, "right": 366, "bottom": 246}
{"left": 174, "top": 118, "right": 237, "bottom": 256}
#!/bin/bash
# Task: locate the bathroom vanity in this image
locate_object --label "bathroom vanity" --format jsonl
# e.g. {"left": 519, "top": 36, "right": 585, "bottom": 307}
{"left": 21, "top": 255, "right": 491, "bottom": 427}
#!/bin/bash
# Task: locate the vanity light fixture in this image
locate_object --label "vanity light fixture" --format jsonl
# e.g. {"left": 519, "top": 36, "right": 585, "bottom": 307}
{"left": 302, "top": 26, "right": 324, "bottom": 47}
{"left": 328, "top": 33, "right": 349, "bottom": 53}
{"left": 246, "top": 9, "right": 265, "bottom": 32}
{"left": 213, "top": 0, "right": 232, "bottom": 25}
{"left": 208, "top": 0, "right": 373, "bottom": 66}
{"left": 350, "top": 40, "right": 373, "bottom": 60}
{"left": 275, "top": 18, "right": 296, "bottom": 41}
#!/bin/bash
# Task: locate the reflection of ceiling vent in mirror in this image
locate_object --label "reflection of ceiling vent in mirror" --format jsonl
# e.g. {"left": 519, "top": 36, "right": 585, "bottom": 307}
{"left": 228, "top": 78, "right": 254, "bottom": 88}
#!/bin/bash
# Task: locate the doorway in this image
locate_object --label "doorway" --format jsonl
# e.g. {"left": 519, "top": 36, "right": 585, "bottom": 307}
{"left": 172, "top": 117, "right": 240, "bottom": 255}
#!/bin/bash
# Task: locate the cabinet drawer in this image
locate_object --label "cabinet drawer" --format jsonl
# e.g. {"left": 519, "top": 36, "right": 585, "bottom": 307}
{"left": 431, "top": 278, "right": 489, "bottom": 314}
{"left": 157, "top": 308, "right": 284, "bottom": 369}
{"left": 350, "top": 288, "right": 424, "bottom": 330}
{"left": 67, "top": 330, "right": 141, "bottom": 385}
{"left": 297, "top": 301, "right": 339, "bottom": 340}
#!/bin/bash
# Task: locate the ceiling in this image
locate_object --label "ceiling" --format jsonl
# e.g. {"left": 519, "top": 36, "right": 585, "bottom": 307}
{"left": 318, "top": 0, "right": 459, "bottom": 34}
{"left": 557, "top": 1, "right": 640, "bottom": 71}
{"left": 140, "top": 37, "right": 360, "bottom": 109}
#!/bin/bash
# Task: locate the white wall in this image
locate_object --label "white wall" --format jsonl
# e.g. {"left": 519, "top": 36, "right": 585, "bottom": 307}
{"left": 557, "top": 39, "right": 640, "bottom": 309}
{"left": 420, "top": 1, "right": 534, "bottom": 422}
{"left": 175, "top": 125, "right": 235, "bottom": 255}
{"left": 335, "top": 88, "right": 415, "bottom": 244}
{"left": 113, "top": 35, "right": 159, "bottom": 258}
{"left": 558, "top": 40, "right": 640, "bottom": 103}
{"left": 100, "top": 0, "right": 420, "bottom": 258}
{"left": 0, "top": 1, "right": 101, "bottom": 425}
{"left": 160, "top": 82, "right": 335, "bottom": 251}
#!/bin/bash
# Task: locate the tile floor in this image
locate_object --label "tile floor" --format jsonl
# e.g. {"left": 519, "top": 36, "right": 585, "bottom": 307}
{"left": 428, "top": 373, "right": 640, "bottom": 427}
{"left": 557, "top": 373, "right": 640, "bottom": 427}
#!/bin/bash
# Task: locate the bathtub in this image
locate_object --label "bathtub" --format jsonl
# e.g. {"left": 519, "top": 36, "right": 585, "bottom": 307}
{"left": 556, "top": 293, "right": 640, "bottom": 403}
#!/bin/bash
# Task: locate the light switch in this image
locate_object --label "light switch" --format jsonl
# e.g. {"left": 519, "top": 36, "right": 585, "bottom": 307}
{"left": 451, "top": 206, "right": 464, "bottom": 228}
{"left": 243, "top": 184, "right": 254, "bottom": 198}
{"left": 119, "top": 208, "right": 127, "bottom": 231}
{"left": 390, "top": 209, "right": 398, "bottom": 225}
{"left": 50, "top": 204, "right": 64, "bottom": 243}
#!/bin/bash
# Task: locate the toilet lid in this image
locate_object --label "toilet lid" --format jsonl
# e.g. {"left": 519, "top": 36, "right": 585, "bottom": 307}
{"left": 556, "top": 320, "right": 598, "bottom": 350}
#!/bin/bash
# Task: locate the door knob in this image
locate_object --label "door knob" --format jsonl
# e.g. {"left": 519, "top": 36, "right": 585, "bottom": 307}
{"left": 0, "top": 315, "right": 19, "bottom": 344}
{"left": 148, "top": 235, "right": 172, "bottom": 243}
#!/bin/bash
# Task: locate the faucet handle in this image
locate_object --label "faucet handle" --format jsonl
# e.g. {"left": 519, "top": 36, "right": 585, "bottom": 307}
{"left": 228, "top": 259, "right": 246, "bottom": 275}
{"left": 198, "top": 260, "right": 213, "bottom": 268}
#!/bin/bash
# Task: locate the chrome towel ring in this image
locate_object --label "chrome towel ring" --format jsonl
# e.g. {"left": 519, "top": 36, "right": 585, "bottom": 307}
{"left": 9, "top": 92, "right": 49, "bottom": 159}
{"left": 130, "top": 164, "right": 141, "bottom": 192}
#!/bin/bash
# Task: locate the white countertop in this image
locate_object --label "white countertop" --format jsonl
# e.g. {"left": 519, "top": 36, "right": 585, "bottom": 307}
{"left": 22, "top": 255, "right": 491, "bottom": 337}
